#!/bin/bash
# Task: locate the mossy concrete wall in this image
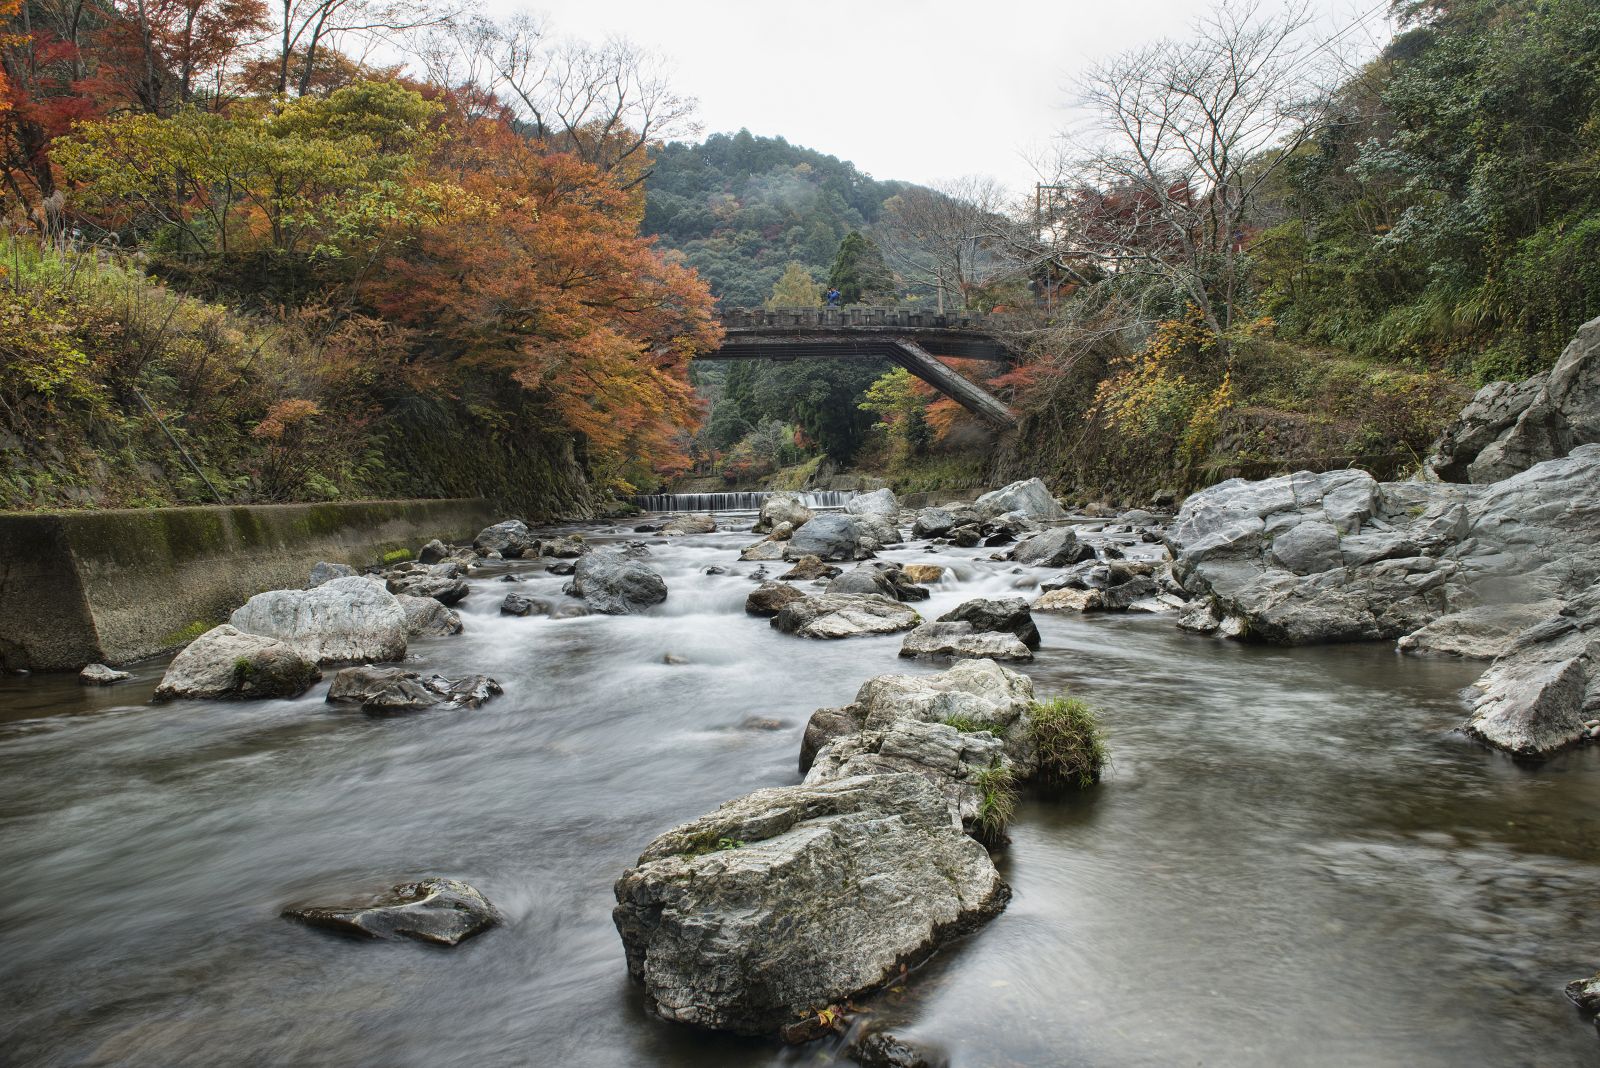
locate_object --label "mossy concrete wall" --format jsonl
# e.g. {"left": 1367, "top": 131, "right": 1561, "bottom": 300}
{"left": 0, "top": 498, "right": 500, "bottom": 671}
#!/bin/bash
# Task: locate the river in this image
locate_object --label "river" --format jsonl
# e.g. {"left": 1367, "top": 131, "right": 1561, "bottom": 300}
{"left": 1, "top": 514, "right": 1597, "bottom": 1066}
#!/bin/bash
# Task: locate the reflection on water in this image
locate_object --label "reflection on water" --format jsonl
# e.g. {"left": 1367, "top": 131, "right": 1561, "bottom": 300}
{"left": 1, "top": 518, "right": 1596, "bottom": 1067}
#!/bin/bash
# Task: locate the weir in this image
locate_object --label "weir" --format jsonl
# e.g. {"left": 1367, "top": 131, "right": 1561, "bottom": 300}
{"left": 631, "top": 489, "right": 855, "bottom": 512}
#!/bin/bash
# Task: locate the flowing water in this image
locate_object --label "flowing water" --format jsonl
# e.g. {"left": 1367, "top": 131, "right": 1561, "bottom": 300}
{"left": 1, "top": 516, "right": 1597, "bottom": 1067}
{"left": 630, "top": 491, "right": 857, "bottom": 512}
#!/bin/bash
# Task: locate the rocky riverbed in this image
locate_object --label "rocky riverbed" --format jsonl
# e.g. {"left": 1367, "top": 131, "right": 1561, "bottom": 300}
{"left": 2, "top": 486, "right": 1599, "bottom": 1066}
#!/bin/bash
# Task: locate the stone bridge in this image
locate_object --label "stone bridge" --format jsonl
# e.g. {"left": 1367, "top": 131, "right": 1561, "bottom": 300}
{"left": 703, "top": 307, "right": 1018, "bottom": 428}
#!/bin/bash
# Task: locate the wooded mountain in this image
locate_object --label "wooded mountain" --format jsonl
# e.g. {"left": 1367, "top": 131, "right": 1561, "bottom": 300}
{"left": 642, "top": 129, "right": 916, "bottom": 305}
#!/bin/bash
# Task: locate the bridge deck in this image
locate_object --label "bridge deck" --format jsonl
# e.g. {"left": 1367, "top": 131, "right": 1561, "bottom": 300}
{"left": 704, "top": 307, "right": 1018, "bottom": 428}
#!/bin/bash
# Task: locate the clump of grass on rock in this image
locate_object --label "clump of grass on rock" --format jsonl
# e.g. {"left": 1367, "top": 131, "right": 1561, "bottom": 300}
{"left": 972, "top": 762, "right": 1017, "bottom": 846}
{"left": 1029, "top": 696, "right": 1108, "bottom": 789}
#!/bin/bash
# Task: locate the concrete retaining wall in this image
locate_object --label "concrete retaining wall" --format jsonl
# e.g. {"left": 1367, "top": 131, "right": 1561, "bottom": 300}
{"left": 0, "top": 498, "right": 501, "bottom": 671}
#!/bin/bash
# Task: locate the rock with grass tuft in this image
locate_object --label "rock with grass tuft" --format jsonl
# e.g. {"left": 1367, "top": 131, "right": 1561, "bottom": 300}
{"left": 612, "top": 773, "right": 1008, "bottom": 1039}
{"left": 153, "top": 625, "right": 321, "bottom": 702}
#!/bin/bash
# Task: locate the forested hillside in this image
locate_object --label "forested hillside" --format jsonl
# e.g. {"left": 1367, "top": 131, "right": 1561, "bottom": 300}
{"left": 642, "top": 130, "right": 912, "bottom": 305}
{"left": 0, "top": 6, "right": 717, "bottom": 510}
{"left": 996, "top": 0, "right": 1600, "bottom": 503}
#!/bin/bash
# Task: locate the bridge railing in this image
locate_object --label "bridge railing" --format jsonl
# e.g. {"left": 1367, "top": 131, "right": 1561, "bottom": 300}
{"left": 719, "top": 306, "right": 996, "bottom": 331}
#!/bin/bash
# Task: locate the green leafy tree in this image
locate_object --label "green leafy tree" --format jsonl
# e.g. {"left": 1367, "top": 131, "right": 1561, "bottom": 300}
{"left": 764, "top": 260, "right": 821, "bottom": 308}
{"left": 827, "top": 230, "right": 895, "bottom": 304}
{"left": 56, "top": 81, "right": 443, "bottom": 260}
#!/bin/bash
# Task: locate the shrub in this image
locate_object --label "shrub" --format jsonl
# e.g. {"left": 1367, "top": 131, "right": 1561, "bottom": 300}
{"left": 972, "top": 763, "right": 1017, "bottom": 847}
{"left": 1029, "top": 696, "right": 1108, "bottom": 789}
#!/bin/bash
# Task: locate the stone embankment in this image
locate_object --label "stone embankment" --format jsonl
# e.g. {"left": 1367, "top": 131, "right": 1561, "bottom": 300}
{"left": 0, "top": 498, "right": 499, "bottom": 671}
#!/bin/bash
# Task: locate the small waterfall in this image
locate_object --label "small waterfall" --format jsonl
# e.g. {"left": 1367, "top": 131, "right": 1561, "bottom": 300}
{"left": 631, "top": 490, "right": 856, "bottom": 513}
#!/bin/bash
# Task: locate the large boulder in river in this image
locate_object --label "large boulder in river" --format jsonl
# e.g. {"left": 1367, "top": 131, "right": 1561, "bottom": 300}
{"left": 938, "top": 596, "right": 1041, "bottom": 649}
{"left": 661, "top": 514, "right": 716, "bottom": 536}
{"left": 396, "top": 594, "right": 463, "bottom": 637}
{"left": 1427, "top": 313, "right": 1600, "bottom": 483}
{"left": 912, "top": 507, "right": 958, "bottom": 539}
{"left": 754, "top": 493, "right": 813, "bottom": 534}
{"left": 1009, "top": 526, "right": 1093, "bottom": 568}
{"left": 974, "top": 478, "right": 1066, "bottom": 520}
{"left": 285, "top": 878, "right": 501, "bottom": 946}
{"left": 563, "top": 549, "right": 668, "bottom": 614}
{"left": 230, "top": 576, "right": 407, "bottom": 664}
{"left": 1169, "top": 448, "right": 1600, "bottom": 647}
{"left": 899, "top": 622, "right": 1033, "bottom": 662}
{"left": 745, "top": 581, "right": 805, "bottom": 617}
{"left": 771, "top": 594, "right": 921, "bottom": 639}
{"left": 783, "top": 513, "right": 873, "bottom": 561}
{"left": 153, "top": 624, "right": 321, "bottom": 702}
{"left": 1396, "top": 602, "right": 1558, "bottom": 660}
{"left": 384, "top": 561, "right": 469, "bottom": 605}
{"left": 846, "top": 487, "right": 901, "bottom": 520}
{"left": 612, "top": 773, "right": 1008, "bottom": 1039}
{"left": 474, "top": 519, "right": 536, "bottom": 558}
{"left": 1462, "top": 592, "right": 1600, "bottom": 757}
{"left": 805, "top": 719, "right": 1011, "bottom": 839}
{"left": 826, "top": 564, "right": 898, "bottom": 599}
{"left": 803, "top": 659, "right": 1038, "bottom": 774}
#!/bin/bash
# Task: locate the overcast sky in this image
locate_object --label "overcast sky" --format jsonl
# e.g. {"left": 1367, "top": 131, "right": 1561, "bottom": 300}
{"left": 481, "top": 0, "right": 1396, "bottom": 197}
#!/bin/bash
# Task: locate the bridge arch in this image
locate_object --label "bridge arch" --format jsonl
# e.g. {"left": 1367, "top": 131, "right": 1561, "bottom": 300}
{"left": 700, "top": 307, "right": 1018, "bottom": 428}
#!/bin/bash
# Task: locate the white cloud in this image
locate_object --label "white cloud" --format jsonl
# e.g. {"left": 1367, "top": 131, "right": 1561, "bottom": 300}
{"left": 481, "top": 0, "right": 1394, "bottom": 195}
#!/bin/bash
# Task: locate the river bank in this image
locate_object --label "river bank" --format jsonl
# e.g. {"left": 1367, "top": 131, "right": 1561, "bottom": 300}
{"left": 1, "top": 507, "right": 1597, "bottom": 1066}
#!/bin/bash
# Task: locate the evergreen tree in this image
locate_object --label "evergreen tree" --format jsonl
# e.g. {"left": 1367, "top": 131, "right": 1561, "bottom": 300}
{"left": 827, "top": 231, "right": 896, "bottom": 305}
{"left": 765, "top": 261, "right": 821, "bottom": 308}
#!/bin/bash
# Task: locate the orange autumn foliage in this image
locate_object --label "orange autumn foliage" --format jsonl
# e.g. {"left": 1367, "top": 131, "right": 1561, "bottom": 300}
{"left": 914, "top": 356, "right": 1007, "bottom": 441}
{"left": 365, "top": 111, "right": 720, "bottom": 480}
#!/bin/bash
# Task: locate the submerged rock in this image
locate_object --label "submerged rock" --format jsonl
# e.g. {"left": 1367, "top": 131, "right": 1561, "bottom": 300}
{"left": 284, "top": 877, "right": 501, "bottom": 946}
{"left": 771, "top": 595, "right": 921, "bottom": 639}
{"left": 153, "top": 625, "right": 321, "bottom": 702}
{"left": 79, "top": 663, "right": 130, "bottom": 685}
{"left": 779, "top": 555, "right": 843, "bottom": 581}
{"left": 325, "top": 665, "right": 502, "bottom": 714}
{"left": 612, "top": 773, "right": 1008, "bottom": 1038}
{"left": 849, "top": 1029, "right": 950, "bottom": 1068}
{"left": 230, "top": 576, "right": 408, "bottom": 665}
{"left": 563, "top": 549, "right": 668, "bottom": 615}
{"left": 396, "top": 594, "right": 463, "bottom": 638}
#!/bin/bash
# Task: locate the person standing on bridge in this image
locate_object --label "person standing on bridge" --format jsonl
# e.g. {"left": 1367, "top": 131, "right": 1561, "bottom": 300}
{"left": 825, "top": 287, "right": 841, "bottom": 306}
